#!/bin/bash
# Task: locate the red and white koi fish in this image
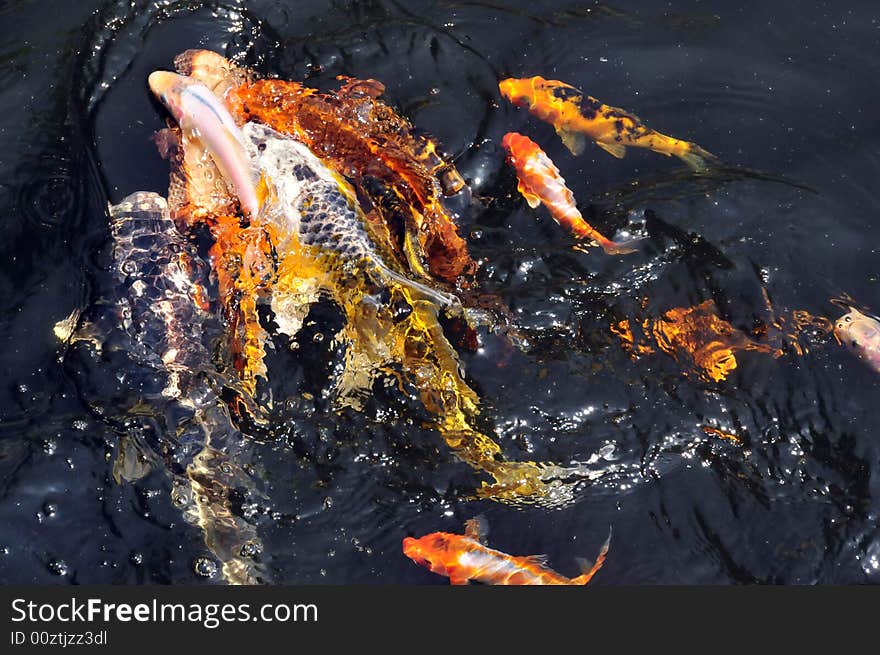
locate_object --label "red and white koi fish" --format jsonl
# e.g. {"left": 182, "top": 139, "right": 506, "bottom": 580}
{"left": 834, "top": 307, "right": 880, "bottom": 373}
{"left": 501, "top": 132, "right": 640, "bottom": 255}
{"left": 403, "top": 517, "right": 611, "bottom": 585}
{"left": 148, "top": 70, "right": 262, "bottom": 219}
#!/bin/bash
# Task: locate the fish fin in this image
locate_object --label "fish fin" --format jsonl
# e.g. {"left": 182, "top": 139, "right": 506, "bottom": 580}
{"left": 464, "top": 516, "right": 489, "bottom": 544}
{"left": 556, "top": 128, "right": 587, "bottom": 156}
{"left": 255, "top": 173, "right": 274, "bottom": 211}
{"left": 449, "top": 575, "right": 470, "bottom": 586}
{"left": 572, "top": 527, "right": 612, "bottom": 585}
{"left": 516, "top": 182, "right": 542, "bottom": 208}
{"left": 370, "top": 256, "right": 460, "bottom": 309}
{"left": 597, "top": 236, "right": 643, "bottom": 256}
{"left": 522, "top": 554, "right": 550, "bottom": 567}
{"left": 677, "top": 143, "right": 720, "bottom": 171}
{"left": 401, "top": 227, "right": 435, "bottom": 281}
{"left": 596, "top": 141, "right": 627, "bottom": 159}
{"left": 524, "top": 193, "right": 542, "bottom": 209}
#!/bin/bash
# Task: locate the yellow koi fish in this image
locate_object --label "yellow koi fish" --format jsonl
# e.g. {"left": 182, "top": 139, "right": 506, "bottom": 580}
{"left": 499, "top": 76, "right": 718, "bottom": 171}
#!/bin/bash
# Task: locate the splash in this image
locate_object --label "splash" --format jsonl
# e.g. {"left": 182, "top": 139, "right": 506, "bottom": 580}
{"left": 158, "top": 52, "right": 606, "bottom": 505}
{"left": 228, "top": 75, "right": 475, "bottom": 283}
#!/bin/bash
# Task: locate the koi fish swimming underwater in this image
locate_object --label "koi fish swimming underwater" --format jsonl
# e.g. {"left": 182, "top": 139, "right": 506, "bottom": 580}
{"left": 501, "top": 131, "right": 640, "bottom": 254}
{"left": 834, "top": 307, "right": 880, "bottom": 373}
{"left": 403, "top": 517, "right": 611, "bottom": 585}
{"left": 499, "top": 76, "right": 718, "bottom": 171}
{"left": 67, "top": 192, "right": 268, "bottom": 584}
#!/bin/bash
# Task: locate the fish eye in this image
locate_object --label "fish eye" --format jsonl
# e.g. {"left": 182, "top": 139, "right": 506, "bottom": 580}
{"left": 845, "top": 316, "right": 852, "bottom": 322}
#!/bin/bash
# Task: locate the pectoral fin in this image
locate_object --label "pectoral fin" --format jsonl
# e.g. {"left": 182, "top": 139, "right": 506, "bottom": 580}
{"left": 516, "top": 182, "right": 542, "bottom": 208}
{"left": 596, "top": 140, "right": 627, "bottom": 159}
{"left": 556, "top": 128, "right": 587, "bottom": 156}
{"left": 449, "top": 575, "right": 470, "bottom": 585}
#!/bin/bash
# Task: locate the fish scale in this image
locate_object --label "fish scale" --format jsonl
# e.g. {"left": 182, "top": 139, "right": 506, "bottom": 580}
{"left": 107, "top": 191, "right": 268, "bottom": 584}
{"left": 242, "top": 122, "right": 457, "bottom": 306}
{"left": 110, "top": 191, "right": 215, "bottom": 376}
{"left": 243, "top": 122, "right": 378, "bottom": 262}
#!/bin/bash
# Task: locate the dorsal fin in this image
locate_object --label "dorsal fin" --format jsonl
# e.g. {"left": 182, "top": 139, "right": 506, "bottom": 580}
{"left": 464, "top": 515, "right": 489, "bottom": 544}
{"left": 522, "top": 554, "right": 549, "bottom": 567}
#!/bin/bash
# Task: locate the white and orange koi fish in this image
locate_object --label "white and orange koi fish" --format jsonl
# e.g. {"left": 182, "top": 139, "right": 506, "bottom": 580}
{"left": 501, "top": 131, "right": 640, "bottom": 255}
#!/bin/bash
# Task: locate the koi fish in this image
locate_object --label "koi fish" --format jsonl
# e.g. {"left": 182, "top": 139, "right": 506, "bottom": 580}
{"left": 501, "top": 132, "right": 640, "bottom": 255}
{"left": 834, "top": 307, "right": 880, "bottom": 372}
{"left": 151, "top": 69, "right": 456, "bottom": 309}
{"left": 403, "top": 517, "right": 611, "bottom": 585}
{"left": 499, "top": 76, "right": 718, "bottom": 171}
{"left": 148, "top": 70, "right": 262, "bottom": 219}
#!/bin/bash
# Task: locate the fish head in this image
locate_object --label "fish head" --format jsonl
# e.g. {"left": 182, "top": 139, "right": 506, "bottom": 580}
{"left": 148, "top": 71, "right": 193, "bottom": 126}
{"left": 498, "top": 78, "right": 535, "bottom": 108}
{"left": 500, "top": 131, "right": 516, "bottom": 154}
{"left": 149, "top": 70, "right": 239, "bottom": 136}
{"left": 834, "top": 308, "right": 880, "bottom": 352}
{"left": 500, "top": 132, "right": 541, "bottom": 168}
{"left": 402, "top": 533, "right": 455, "bottom": 574}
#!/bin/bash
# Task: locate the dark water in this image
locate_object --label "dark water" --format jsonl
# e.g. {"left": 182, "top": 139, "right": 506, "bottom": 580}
{"left": 1, "top": 0, "right": 879, "bottom": 584}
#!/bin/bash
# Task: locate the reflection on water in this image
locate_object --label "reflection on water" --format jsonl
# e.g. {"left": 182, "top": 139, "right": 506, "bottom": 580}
{"left": 0, "top": 0, "right": 878, "bottom": 584}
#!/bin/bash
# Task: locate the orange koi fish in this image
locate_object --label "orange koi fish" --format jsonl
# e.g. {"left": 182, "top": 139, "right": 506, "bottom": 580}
{"left": 834, "top": 307, "right": 880, "bottom": 373}
{"left": 499, "top": 76, "right": 718, "bottom": 171}
{"left": 403, "top": 517, "right": 611, "bottom": 585}
{"left": 501, "top": 132, "right": 639, "bottom": 255}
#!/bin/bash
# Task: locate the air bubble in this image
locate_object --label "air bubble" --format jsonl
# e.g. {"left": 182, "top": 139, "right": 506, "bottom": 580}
{"left": 240, "top": 541, "right": 262, "bottom": 558}
{"left": 194, "top": 557, "right": 218, "bottom": 578}
{"left": 47, "top": 559, "right": 68, "bottom": 576}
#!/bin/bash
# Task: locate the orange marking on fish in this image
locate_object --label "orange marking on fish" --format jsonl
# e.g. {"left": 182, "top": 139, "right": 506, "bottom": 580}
{"left": 501, "top": 132, "right": 639, "bottom": 255}
{"left": 700, "top": 425, "right": 741, "bottom": 443}
{"left": 403, "top": 517, "right": 610, "bottom": 585}
{"left": 499, "top": 76, "right": 718, "bottom": 170}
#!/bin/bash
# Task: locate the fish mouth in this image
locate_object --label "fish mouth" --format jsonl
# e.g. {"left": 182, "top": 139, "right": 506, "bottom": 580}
{"left": 148, "top": 71, "right": 190, "bottom": 119}
{"left": 402, "top": 538, "right": 430, "bottom": 568}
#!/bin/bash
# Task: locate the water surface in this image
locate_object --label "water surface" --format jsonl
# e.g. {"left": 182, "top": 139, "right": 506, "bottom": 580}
{"left": 1, "top": 0, "right": 879, "bottom": 584}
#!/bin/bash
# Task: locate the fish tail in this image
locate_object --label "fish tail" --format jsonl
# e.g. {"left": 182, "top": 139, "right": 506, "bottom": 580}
{"left": 576, "top": 229, "right": 642, "bottom": 256}
{"left": 370, "top": 256, "right": 461, "bottom": 309}
{"left": 595, "top": 236, "right": 643, "bottom": 256}
{"left": 677, "top": 142, "right": 720, "bottom": 172}
{"left": 572, "top": 527, "right": 612, "bottom": 585}
{"left": 553, "top": 207, "right": 641, "bottom": 256}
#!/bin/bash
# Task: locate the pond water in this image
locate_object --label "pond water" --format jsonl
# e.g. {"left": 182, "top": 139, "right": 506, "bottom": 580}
{"left": 1, "top": 0, "right": 878, "bottom": 584}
